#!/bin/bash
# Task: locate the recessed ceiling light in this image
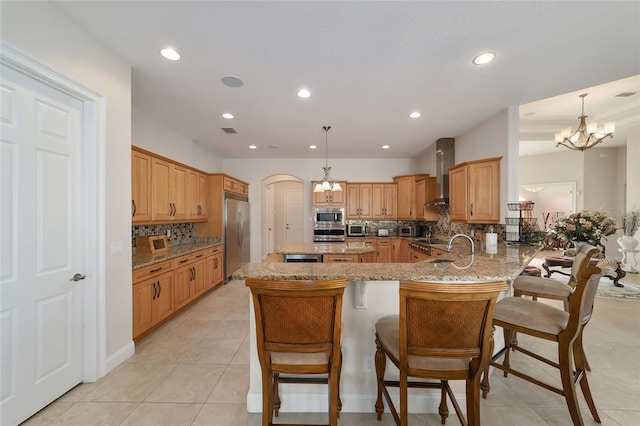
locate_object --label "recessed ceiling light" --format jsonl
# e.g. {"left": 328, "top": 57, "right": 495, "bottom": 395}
{"left": 160, "top": 48, "right": 181, "bottom": 61}
{"left": 222, "top": 113, "right": 234, "bottom": 119}
{"left": 382, "top": 145, "right": 390, "bottom": 149}
{"left": 309, "top": 145, "right": 317, "bottom": 149}
{"left": 409, "top": 112, "right": 421, "bottom": 119}
{"left": 473, "top": 52, "right": 495, "bottom": 65}
{"left": 249, "top": 145, "right": 257, "bottom": 149}
{"left": 297, "top": 89, "right": 311, "bottom": 98}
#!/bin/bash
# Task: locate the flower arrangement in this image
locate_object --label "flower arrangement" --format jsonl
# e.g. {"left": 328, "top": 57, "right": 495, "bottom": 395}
{"left": 550, "top": 210, "right": 616, "bottom": 244}
{"left": 622, "top": 209, "right": 639, "bottom": 237}
{"left": 520, "top": 220, "right": 548, "bottom": 244}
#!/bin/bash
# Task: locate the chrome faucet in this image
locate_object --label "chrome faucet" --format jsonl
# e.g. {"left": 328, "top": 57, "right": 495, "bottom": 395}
{"left": 447, "top": 233, "right": 475, "bottom": 254}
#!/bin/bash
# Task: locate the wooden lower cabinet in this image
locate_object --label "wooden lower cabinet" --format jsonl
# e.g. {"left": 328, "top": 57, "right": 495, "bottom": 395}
{"left": 173, "top": 254, "right": 206, "bottom": 311}
{"left": 133, "top": 244, "right": 223, "bottom": 340}
{"left": 132, "top": 270, "right": 173, "bottom": 338}
{"left": 376, "top": 239, "right": 393, "bottom": 263}
{"left": 324, "top": 254, "right": 358, "bottom": 263}
{"left": 359, "top": 252, "right": 376, "bottom": 263}
{"left": 205, "top": 245, "right": 224, "bottom": 290}
{"left": 409, "top": 247, "right": 431, "bottom": 263}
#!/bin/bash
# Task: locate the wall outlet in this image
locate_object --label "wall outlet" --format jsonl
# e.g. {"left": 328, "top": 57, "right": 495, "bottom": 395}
{"left": 166, "top": 229, "right": 171, "bottom": 238}
{"left": 363, "top": 355, "right": 374, "bottom": 372}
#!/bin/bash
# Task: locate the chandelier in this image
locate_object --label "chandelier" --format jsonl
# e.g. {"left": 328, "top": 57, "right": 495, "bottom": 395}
{"left": 313, "top": 125, "right": 342, "bottom": 193}
{"left": 555, "top": 93, "right": 615, "bottom": 151}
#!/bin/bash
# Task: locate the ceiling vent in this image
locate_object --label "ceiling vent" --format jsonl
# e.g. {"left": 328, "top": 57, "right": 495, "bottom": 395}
{"left": 220, "top": 127, "right": 238, "bottom": 134}
{"left": 615, "top": 92, "right": 637, "bottom": 97}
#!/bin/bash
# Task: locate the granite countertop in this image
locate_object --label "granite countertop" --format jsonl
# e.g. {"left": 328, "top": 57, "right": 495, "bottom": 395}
{"left": 277, "top": 242, "right": 377, "bottom": 255}
{"left": 235, "top": 243, "right": 543, "bottom": 283}
{"left": 133, "top": 238, "right": 222, "bottom": 270}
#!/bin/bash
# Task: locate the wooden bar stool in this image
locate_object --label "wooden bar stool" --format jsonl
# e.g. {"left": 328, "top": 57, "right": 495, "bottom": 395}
{"left": 374, "top": 280, "right": 507, "bottom": 426}
{"left": 482, "top": 247, "right": 603, "bottom": 425}
{"left": 246, "top": 277, "right": 347, "bottom": 426}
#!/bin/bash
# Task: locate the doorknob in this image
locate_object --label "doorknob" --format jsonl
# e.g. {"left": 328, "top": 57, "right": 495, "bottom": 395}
{"left": 70, "top": 273, "right": 86, "bottom": 281}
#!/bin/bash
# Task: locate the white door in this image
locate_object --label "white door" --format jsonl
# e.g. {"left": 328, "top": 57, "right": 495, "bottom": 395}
{"left": 1, "top": 64, "right": 84, "bottom": 425}
{"left": 284, "top": 188, "right": 304, "bottom": 244}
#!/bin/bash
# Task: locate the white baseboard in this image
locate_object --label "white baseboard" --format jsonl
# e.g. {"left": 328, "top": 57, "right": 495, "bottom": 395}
{"left": 247, "top": 390, "right": 462, "bottom": 414}
{"left": 105, "top": 340, "right": 135, "bottom": 374}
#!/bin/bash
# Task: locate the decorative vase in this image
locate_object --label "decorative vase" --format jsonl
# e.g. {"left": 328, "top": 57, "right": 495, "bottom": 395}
{"left": 617, "top": 235, "right": 639, "bottom": 251}
{"left": 572, "top": 241, "right": 589, "bottom": 251}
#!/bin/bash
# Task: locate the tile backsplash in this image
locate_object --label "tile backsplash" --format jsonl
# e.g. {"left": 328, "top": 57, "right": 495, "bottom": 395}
{"left": 132, "top": 223, "right": 194, "bottom": 247}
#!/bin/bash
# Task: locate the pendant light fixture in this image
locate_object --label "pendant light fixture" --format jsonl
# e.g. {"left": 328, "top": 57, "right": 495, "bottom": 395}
{"left": 555, "top": 93, "right": 615, "bottom": 151}
{"left": 313, "top": 126, "right": 342, "bottom": 193}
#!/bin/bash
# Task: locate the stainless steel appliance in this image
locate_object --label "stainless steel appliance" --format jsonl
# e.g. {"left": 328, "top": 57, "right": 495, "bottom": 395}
{"left": 398, "top": 226, "right": 416, "bottom": 237}
{"left": 377, "top": 228, "right": 389, "bottom": 237}
{"left": 282, "top": 253, "right": 323, "bottom": 262}
{"left": 427, "top": 137, "right": 455, "bottom": 206}
{"left": 347, "top": 224, "right": 366, "bottom": 237}
{"left": 224, "top": 194, "right": 250, "bottom": 281}
{"left": 409, "top": 241, "right": 432, "bottom": 255}
{"left": 314, "top": 207, "right": 345, "bottom": 242}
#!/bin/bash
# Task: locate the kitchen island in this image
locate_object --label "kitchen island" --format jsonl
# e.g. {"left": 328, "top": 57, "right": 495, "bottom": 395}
{"left": 234, "top": 242, "right": 542, "bottom": 416}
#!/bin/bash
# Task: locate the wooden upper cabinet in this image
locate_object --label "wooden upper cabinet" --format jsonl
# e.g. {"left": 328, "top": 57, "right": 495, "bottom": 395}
{"left": 188, "top": 169, "right": 208, "bottom": 220}
{"left": 311, "top": 181, "right": 347, "bottom": 206}
{"left": 393, "top": 175, "right": 429, "bottom": 220}
{"left": 415, "top": 177, "right": 439, "bottom": 221}
{"left": 151, "top": 157, "right": 187, "bottom": 222}
{"left": 134, "top": 147, "right": 211, "bottom": 224}
{"left": 223, "top": 176, "right": 249, "bottom": 196}
{"left": 449, "top": 165, "right": 468, "bottom": 222}
{"left": 346, "top": 183, "right": 372, "bottom": 219}
{"left": 131, "top": 150, "right": 152, "bottom": 223}
{"left": 371, "top": 183, "right": 397, "bottom": 219}
{"left": 449, "top": 157, "right": 501, "bottom": 223}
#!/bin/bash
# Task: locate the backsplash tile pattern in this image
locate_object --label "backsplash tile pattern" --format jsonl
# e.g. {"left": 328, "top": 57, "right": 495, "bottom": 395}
{"left": 132, "top": 223, "right": 194, "bottom": 247}
{"left": 435, "top": 205, "right": 505, "bottom": 241}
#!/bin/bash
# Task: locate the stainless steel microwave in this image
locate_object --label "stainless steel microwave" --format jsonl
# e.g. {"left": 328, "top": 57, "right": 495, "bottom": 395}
{"left": 347, "top": 224, "right": 366, "bottom": 237}
{"left": 314, "top": 207, "right": 345, "bottom": 227}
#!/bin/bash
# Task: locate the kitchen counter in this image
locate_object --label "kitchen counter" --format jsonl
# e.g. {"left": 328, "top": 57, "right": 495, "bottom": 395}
{"left": 276, "top": 241, "right": 377, "bottom": 256}
{"left": 132, "top": 238, "right": 222, "bottom": 270}
{"left": 236, "top": 242, "right": 541, "bottom": 282}
{"left": 241, "top": 242, "right": 543, "bottom": 416}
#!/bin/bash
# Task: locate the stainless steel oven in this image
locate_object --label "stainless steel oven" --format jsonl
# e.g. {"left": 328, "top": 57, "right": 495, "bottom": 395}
{"left": 314, "top": 207, "right": 345, "bottom": 242}
{"left": 313, "top": 228, "right": 346, "bottom": 242}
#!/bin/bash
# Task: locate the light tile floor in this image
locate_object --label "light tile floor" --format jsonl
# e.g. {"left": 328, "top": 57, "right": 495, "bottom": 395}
{"left": 23, "top": 269, "right": 640, "bottom": 425}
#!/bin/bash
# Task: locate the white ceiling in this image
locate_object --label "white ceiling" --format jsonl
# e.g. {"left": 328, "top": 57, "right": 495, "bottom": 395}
{"left": 52, "top": 1, "right": 640, "bottom": 159}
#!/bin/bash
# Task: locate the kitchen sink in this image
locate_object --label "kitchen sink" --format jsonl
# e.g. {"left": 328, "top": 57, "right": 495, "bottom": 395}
{"left": 428, "top": 258, "right": 454, "bottom": 263}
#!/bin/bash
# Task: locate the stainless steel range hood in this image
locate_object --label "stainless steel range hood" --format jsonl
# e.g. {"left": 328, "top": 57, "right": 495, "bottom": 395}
{"left": 426, "top": 138, "right": 455, "bottom": 206}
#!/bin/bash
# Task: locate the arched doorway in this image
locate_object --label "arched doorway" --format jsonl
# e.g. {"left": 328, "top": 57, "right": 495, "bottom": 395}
{"left": 261, "top": 175, "right": 304, "bottom": 259}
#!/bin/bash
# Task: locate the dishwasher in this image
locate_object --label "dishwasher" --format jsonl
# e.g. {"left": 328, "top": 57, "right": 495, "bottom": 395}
{"left": 282, "top": 253, "right": 323, "bottom": 263}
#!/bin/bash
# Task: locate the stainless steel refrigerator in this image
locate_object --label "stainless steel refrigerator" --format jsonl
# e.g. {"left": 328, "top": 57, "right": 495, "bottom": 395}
{"left": 224, "top": 195, "right": 250, "bottom": 282}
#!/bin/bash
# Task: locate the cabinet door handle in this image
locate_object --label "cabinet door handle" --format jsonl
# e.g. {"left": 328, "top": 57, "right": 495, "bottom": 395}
{"left": 470, "top": 203, "right": 474, "bottom": 217}
{"left": 132, "top": 200, "right": 137, "bottom": 217}
{"left": 150, "top": 267, "right": 162, "bottom": 273}
{"left": 158, "top": 282, "right": 161, "bottom": 297}
{"left": 179, "top": 259, "right": 189, "bottom": 264}
{"left": 152, "top": 282, "right": 157, "bottom": 300}
{"left": 196, "top": 254, "right": 204, "bottom": 258}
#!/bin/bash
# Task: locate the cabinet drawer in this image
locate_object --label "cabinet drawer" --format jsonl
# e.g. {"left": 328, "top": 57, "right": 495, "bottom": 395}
{"left": 172, "top": 249, "right": 207, "bottom": 268}
{"left": 431, "top": 247, "right": 448, "bottom": 257}
{"left": 376, "top": 239, "right": 392, "bottom": 246}
{"left": 203, "top": 244, "right": 223, "bottom": 257}
{"left": 324, "top": 254, "right": 358, "bottom": 263}
{"left": 133, "top": 260, "right": 172, "bottom": 283}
